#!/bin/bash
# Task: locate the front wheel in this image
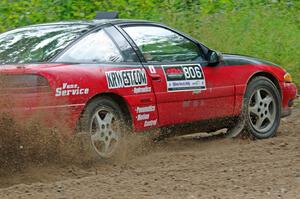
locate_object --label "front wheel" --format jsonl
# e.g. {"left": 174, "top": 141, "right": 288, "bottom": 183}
{"left": 228, "top": 76, "right": 281, "bottom": 139}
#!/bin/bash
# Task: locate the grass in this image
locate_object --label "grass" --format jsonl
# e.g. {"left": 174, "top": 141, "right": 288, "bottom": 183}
{"left": 1, "top": 3, "right": 299, "bottom": 87}
{"left": 165, "top": 7, "right": 300, "bottom": 87}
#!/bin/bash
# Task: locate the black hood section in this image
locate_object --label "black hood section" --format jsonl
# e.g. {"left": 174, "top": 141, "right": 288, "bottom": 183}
{"left": 222, "top": 54, "right": 279, "bottom": 67}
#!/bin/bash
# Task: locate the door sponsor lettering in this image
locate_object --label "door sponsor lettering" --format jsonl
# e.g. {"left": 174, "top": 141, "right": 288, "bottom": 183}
{"left": 137, "top": 114, "right": 150, "bottom": 121}
{"left": 133, "top": 86, "right": 151, "bottom": 94}
{"left": 144, "top": 119, "right": 157, "bottom": 127}
{"left": 162, "top": 64, "right": 206, "bottom": 92}
{"left": 106, "top": 69, "right": 147, "bottom": 89}
{"left": 136, "top": 105, "right": 155, "bottom": 113}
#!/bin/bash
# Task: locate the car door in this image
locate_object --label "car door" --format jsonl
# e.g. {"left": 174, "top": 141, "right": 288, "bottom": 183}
{"left": 119, "top": 24, "right": 235, "bottom": 126}
{"left": 54, "top": 25, "right": 159, "bottom": 131}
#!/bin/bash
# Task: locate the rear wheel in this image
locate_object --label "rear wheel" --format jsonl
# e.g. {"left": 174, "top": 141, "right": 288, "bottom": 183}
{"left": 227, "top": 76, "right": 281, "bottom": 139}
{"left": 79, "top": 97, "right": 128, "bottom": 158}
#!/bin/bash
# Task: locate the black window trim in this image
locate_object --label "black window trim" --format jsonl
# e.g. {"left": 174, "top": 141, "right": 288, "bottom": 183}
{"left": 103, "top": 26, "right": 128, "bottom": 62}
{"left": 115, "top": 22, "right": 210, "bottom": 65}
{"left": 104, "top": 26, "right": 141, "bottom": 63}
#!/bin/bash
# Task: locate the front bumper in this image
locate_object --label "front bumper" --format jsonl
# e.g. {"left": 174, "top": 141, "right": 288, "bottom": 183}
{"left": 280, "top": 82, "right": 298, "bottom": 118}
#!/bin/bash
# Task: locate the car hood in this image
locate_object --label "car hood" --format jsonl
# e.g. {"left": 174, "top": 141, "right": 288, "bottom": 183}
{"left": 222, "top": 53, "right": 279, "bottom": 67}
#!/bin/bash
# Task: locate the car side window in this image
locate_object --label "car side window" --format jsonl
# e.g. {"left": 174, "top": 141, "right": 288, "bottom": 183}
{"left": 123, "top": 25, "right": 205, "bottom": 63}
{"left": 57, "top": 29, "right": 129, "bottom": 63}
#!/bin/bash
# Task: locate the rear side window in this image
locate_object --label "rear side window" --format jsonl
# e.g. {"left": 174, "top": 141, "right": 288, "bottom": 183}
{"left": 56, "top": 28, "right": 137, "bottom": 63}
{"left": 123, "top": 25, "right": 205, "bottom": 63}
{"left": 0, "top": 24, "right": 92, "bottom": 64}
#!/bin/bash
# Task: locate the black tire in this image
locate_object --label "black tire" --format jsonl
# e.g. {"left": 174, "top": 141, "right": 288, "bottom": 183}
{"left": 79, "top": 97, "right": 129, "bottom": 158}
{"left": 242, "top": 76, "right": 281, "bottom": 139}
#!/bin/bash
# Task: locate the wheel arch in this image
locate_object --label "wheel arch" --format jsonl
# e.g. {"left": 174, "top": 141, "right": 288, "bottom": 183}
{"left": 77, "top": 92, "right": 133, "bottom": 131}
{"left": 247, "top": 71, "right": 282, "bottom": 97}
{"left": 241, "top": 71, "right": 282, "bottom": 139}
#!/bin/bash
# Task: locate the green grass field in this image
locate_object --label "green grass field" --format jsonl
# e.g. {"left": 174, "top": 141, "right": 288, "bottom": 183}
{"left": 164, "top": 7, "right": 300, "bottom": 87}
{"left": 0, "top": 1, "right": 299, "bottom": 87}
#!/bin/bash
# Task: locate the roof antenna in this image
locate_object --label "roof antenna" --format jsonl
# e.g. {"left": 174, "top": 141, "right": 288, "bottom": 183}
{"left": 95, "top": 12, "right": 119, "bottom": 19}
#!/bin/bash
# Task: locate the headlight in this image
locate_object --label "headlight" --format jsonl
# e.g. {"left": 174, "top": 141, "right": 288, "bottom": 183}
{"left": 284, "top": 73, "right": 292, "bottom": 83}
{"left": 0, "top": 74, "right": 50, "bottom": 93}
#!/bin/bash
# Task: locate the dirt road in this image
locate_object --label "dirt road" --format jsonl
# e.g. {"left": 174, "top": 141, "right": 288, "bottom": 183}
{"left": 0, "top": 107, "right": 299, "bottom": 199}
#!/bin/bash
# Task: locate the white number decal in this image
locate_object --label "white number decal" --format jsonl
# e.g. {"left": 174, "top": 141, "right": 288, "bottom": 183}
{"left": 183, "top": 67, "right": 190, "bottom": 78}
{"left": 194, "top": 66, "right": 202, "bottom": 78}
{"left": 183, "top": 66, "right": 202, "bottom": 79}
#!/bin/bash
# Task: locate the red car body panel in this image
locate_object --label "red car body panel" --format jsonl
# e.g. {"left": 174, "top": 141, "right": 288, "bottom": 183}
{"left": 145, "top": 64, "right": 236, "bottom": 126}
{"left": 0, "top": 20, "right": 297, "bottom": 135}
{"left": 0, "top": 61, "right": 297, "bottom": 134}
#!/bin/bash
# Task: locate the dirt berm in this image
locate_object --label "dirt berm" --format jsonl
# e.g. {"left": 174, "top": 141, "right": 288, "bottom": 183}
{"left": 0, "top": 106, "right": 299, "bottom": 198}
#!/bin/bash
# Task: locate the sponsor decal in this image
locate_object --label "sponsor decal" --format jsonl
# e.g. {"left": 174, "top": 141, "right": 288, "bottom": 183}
{"left": 55, "top": 83, "right": 89, "bottom": 97}
{"left": 106, "top": 69, "right": 147, "bottom": 89}
{"left": 148, "top": 65, "right": 156, "bottom": 74}
{"left": 137, "top": 114, "right": 150, "bottom": 121}
{"left": 136, "top": 105, "right": 155, "bottom": 113}
{"left": 162, "top": 64, "right": 206, "bottom": 92}
{"left": 133, "top": 86, "right": 151, "bottom": 94}
{"left": 144, "top": 119, "right": 157, "bottom": 127}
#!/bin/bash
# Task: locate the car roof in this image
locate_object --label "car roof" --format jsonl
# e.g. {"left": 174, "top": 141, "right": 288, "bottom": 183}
{"left": 26, "top": 19, "right": 154, "bottom": 28}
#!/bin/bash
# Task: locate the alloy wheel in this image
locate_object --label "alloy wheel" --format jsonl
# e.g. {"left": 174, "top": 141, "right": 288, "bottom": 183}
{"left": 89, "top": 107, "right": 121, "bottom": 158}
{"left": 248, "top": 88, "right": 276, "bottom": 134}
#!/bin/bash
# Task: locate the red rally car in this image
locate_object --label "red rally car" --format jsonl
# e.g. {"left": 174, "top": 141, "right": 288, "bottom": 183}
{"left": 0, "top": 16, "right": 297, "bottom": 158}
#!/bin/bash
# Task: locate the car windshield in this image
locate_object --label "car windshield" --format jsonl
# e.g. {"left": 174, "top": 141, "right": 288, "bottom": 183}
{"left": 0, "top": 24, "right": 92, "bottom": 64}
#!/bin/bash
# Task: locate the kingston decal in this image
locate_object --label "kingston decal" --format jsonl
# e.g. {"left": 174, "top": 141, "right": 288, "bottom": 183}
{"left": 162, "top": 64, "right": 206, "bottom": 92}
{"left": 106, "top": 69, "right": 147, "bottom": 89}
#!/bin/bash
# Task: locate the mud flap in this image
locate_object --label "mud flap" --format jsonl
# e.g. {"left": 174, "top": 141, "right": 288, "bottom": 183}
{"left": 226, "top": 118, "right": 245, "bottom": 138}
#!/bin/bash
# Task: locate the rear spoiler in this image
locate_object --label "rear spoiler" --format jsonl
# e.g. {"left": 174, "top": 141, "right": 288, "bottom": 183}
{"left": 95, "top": 12, "right": 119, "bottom": 19}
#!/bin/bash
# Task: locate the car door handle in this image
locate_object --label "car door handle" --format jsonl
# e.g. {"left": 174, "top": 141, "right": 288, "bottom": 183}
{"left": 149, "top": 74, "right": 161, "bottom": 81}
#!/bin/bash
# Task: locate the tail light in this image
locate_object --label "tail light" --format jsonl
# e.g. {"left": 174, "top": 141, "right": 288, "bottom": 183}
{"left": 0, "top": 74, "right": 50, "bottom": 94}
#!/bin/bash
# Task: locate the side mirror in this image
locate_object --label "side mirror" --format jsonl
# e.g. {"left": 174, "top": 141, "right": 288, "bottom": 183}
{"left": 208, "top": 50, "right": 223, "bottom": 66}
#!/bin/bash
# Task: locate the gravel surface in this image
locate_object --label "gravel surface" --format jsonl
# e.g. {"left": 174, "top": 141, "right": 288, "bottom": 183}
{"left": 0, "top": 107, "right": 299, "bottom": 199}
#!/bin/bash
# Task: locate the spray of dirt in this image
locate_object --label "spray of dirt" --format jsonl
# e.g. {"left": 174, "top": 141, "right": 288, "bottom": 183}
{"left": 0, "top": 111, "right": 158, "bottom": 176}
{"left": 0, "top": 112, "right": 67, "bottom": 174}
{"left": 111, "top": 130, "right": 158, "bottom": 163}
{"left": 0, "top": 87, "right": 159, "bottom": 176}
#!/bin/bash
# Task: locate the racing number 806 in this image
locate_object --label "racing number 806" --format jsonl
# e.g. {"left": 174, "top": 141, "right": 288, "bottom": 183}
{"left": 183, "top": 66, "right": 203, "bottom": 80}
